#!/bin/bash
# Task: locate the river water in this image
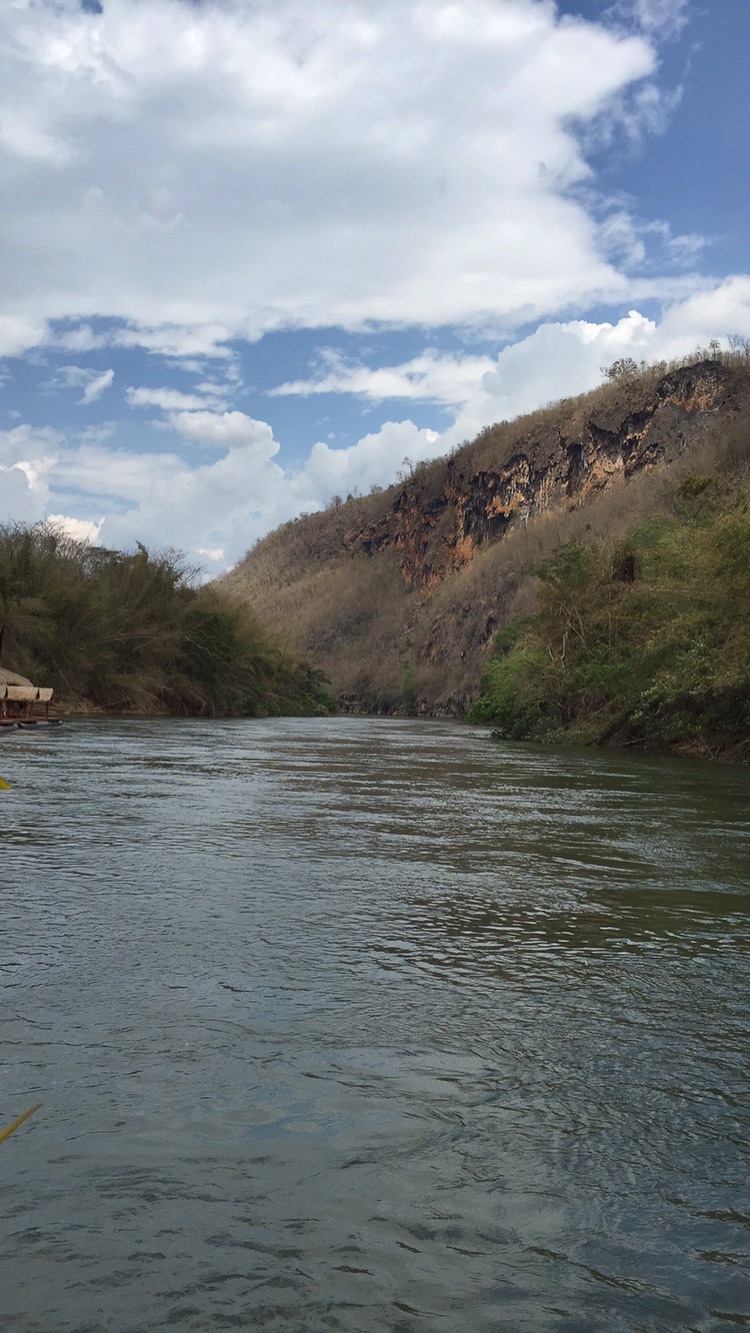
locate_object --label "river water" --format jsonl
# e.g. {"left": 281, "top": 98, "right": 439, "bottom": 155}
{"left": 1, "top": 717, "right": 749, "bottom": 1332}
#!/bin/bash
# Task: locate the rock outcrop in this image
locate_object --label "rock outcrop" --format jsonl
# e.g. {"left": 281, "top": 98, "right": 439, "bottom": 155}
{"left": 342, "top": 360, "right": 735, "bottom": 591}
{"left": 224, "top": 358, "right": 750, "bottom": 712}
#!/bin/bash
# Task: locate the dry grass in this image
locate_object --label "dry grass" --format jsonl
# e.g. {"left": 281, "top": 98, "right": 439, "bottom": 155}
{"left": 222, "top": 354, "right": 750, "bottom": 712}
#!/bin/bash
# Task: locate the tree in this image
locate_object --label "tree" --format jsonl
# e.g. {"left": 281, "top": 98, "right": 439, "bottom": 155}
{"left": 601, "top": 357, "right": 642, "bottom": 381}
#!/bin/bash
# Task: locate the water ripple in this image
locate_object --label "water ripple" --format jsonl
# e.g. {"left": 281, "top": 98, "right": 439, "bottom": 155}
{"left": 1, "top": 718, "right": 749, "bottom": 1331}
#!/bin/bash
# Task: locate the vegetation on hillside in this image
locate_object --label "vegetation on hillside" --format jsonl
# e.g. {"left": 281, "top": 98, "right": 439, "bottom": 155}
{"left": 470, "top": 470, "right": 750, "bottom": 759}
{"left": 223, "top": 352, "right": 750, "bottom": 720}
{"left": 0, "top": 525, "right": 336, "bottom": 716}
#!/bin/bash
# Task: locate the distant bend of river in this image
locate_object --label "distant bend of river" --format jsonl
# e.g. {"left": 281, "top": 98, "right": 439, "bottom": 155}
{"left": 1, "top": 717, "right": 749, "bottom": 1332}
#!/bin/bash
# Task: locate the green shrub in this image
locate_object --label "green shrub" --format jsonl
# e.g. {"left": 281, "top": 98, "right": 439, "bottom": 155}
{"left": 470, "top": 480, "right": 750, "bottom": 757}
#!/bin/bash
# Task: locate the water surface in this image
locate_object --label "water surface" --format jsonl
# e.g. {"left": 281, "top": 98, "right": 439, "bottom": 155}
{"left": 1, "top": 718, "right": 749, "bottom": 1331}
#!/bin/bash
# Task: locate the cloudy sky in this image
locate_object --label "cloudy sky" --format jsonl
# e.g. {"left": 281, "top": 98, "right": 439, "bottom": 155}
{"left": 1, "top": 0, "right": 748, "bottom": 574}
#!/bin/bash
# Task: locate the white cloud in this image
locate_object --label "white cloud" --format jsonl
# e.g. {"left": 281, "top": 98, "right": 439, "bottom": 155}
{"left": 0, "top": 423, "right": 62, "bottom": 470}
{"left": 268, "top": 272, "right": 743, "bottom": 436}
{"left": 658, "top": 275, "right": 750, "bottom": 345}
{"left": 616, "top": 78, "right": 683, "bottom": 142}
{"left": 444, "top": 278, "right": 750, "bottom": 443}
{"left": 126, "top": 386, "right": 224, "bottom": 412}
{"left": 0, "top": 465, "right": 47, "bottom": 525}
{"left": 271, "top": 348, "right": 497, "bottom": 407}
{"left": 609, "top": 0, "right": 691, "bottom": 40}
{"left": 597, "top": 211, "right": 706, "bottom": 271}
{"left": 46, "top": 513, "right": 104, "bottom": 543}
{"left": 44, "top": 364, "right": 114, "bottom": 403}
{"left": 4, "top": 277, "right": 750, "bottom": 575}
{"left": 0, "top": 0, "right": 673, "bottom": 358}
{"left": 53, "top": 444, "right": 183, "bottom": 503}
{"left": 0, "top": 425, "right": 60, "bottom": 525}
{"left": 0, "top": 108, "right": 74, "bottom": 167}
{"left": 98, "top": 415, "right": 441, "bottom": 572}
{"left": 293, "top": 421, "right": 440, "bottom": 506}
{"left": 53, "top": 324, "right": 108, "bottom": 353}
{"left": 0, "top": 315, "right": 49, "bottom": 358}
{"left": 170, "top": 410, "right": 280, "bottom": 453}
{"left": 80, "top": 368, "right": 114, "bottom": 404}
{"left": 445, "top": 310, "right": 659, "bottom": 442}
{"left": 112, "top": 324, "right": 238, "bottom": 359}
{"left": 0, "top": 402, "right": 440, "bottom": 575}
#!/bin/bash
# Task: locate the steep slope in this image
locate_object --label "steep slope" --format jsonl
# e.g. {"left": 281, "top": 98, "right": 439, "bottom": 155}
{"left": 223, "top": 356, "right": 750, "bottom": 713}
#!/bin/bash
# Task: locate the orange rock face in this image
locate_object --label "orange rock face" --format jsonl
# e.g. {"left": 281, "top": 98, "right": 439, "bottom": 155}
{"left": 345, "top": 360, "right": 735, "bottom": 591}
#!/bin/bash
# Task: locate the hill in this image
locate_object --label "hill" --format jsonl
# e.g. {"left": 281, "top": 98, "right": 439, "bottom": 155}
{"left": 223, "top": 353, "right": 750, "bottom": 736}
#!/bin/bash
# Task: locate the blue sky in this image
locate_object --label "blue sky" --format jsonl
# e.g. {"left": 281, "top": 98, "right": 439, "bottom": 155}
{"left": 1, "top": 0, "right": 748, "bottom": 574}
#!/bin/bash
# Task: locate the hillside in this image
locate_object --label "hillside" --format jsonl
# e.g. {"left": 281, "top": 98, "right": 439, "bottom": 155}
{"left": 223, "top": 354, "right": 750, "bottom": 721}
{"left": 0, "top": 526, "right": 335, "bottom": 717}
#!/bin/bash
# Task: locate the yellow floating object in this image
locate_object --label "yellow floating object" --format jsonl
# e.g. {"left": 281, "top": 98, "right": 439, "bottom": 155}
{"left": 0, "top": 776, "right": 10, "bottom": 790}
{"left": 0, "top": 1104, "right": 41, "bottom": 1145}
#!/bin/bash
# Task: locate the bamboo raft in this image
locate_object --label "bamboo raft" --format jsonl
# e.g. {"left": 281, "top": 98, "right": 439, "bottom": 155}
{"left": 0, "top": 668, "right": 59, "bottom": 729}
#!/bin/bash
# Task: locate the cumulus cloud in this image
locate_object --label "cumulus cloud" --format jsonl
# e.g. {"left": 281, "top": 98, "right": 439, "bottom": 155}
{"left": 53, "top": 444, "right": 183, "bottom": 504}
{"left": 0, "top": 0, "right": 675, "bottom": 359}
{"left": 170, "top": 411, "right": 281, "bottom": 454}
{"left": 99, "top": 415, "right": 441, "bottom": 570}
{"left": 0, "top": 425, "right": 60, "bottom": 525}
{"left": 277, "top": 276, "right": 750, "bottom": 449}
{"left": 0, "top": 402, "right": 440, "bottom": 574}
{"left": 46, "top": 514, "right": 104, "bottom": 544}
{"left": 52, "top": 324, "right": 108, "bottom": 354}
{"left": 445, "top": 278, "right": 750, "bottom": 443}
{"left": 293, "top": 421, "right": 440, "bottom": 506}
{"left": 445, "top": 311, "right": 659, "bottom": 442}
{"left": 4, "top": 277, "right": 750, "bottom": 575}
{"left": 0, "top": 465, "right": 47, "bottom": 525}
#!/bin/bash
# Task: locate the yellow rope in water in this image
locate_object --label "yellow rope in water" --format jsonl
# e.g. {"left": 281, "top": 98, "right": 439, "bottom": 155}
{"left": 0, "top": 1104, "right": 41, "bottom": 1145}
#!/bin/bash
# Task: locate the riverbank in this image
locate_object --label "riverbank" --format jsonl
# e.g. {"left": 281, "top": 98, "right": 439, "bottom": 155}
{"left": 0, "top": 525, "right": 336, "bottom": 719}
{"left": 470, "top": 471, "right": 750, "bottom": 762}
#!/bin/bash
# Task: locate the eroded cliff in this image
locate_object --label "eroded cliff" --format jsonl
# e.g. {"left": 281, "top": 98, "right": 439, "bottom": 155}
{"left": 224, "top": 357, "right": 750, "bottom": 713}
{"left": 343, "top": 360, "right": 736, "bottom": 589}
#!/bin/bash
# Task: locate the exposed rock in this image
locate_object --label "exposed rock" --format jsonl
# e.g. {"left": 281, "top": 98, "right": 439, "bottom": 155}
{"left": 343, "top": 360, "right": 734, "bottom": 591}
{"left": 224, "top": 358, "right": 750, "bottom": 713}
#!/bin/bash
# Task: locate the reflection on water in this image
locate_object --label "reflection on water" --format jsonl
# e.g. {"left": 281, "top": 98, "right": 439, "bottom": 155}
{"left": 1, "top": 717, "right": 749, "bottom": 1331}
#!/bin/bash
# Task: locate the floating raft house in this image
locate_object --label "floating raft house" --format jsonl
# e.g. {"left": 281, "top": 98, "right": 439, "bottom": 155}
{"left": 0, "top": 668, "right": 55, "bottom": 725}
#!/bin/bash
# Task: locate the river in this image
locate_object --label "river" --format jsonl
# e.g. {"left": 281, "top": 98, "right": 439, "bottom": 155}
{"left": 1, "top": 717, "right": 749, "bottom": 1331}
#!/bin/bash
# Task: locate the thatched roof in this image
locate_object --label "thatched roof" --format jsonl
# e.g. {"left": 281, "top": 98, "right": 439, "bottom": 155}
{"left": 0, "top": 665, "right": 53, "bottom": 701}
{"left": 0, "top": 667, "right": 33, "bottom": 688}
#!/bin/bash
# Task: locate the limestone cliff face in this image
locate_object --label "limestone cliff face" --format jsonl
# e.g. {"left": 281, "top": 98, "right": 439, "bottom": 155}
{"left": 226, "top": 358, "right": 749, "bottom": 713}
{"left": 343, "top": 360, "right": 734, "bottom": 591}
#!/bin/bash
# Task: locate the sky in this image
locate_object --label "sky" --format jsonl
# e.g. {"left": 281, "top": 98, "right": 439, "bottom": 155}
{"left": 1, "top": 0, "right": 749, "bottom": 576}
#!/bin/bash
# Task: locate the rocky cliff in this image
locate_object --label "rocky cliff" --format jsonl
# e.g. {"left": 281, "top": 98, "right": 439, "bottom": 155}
{"left": 343, "top": 359, "right": 737, "bottom": 588}
{"left": 224, "top": 357, "right": 750, "bottom": 713}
